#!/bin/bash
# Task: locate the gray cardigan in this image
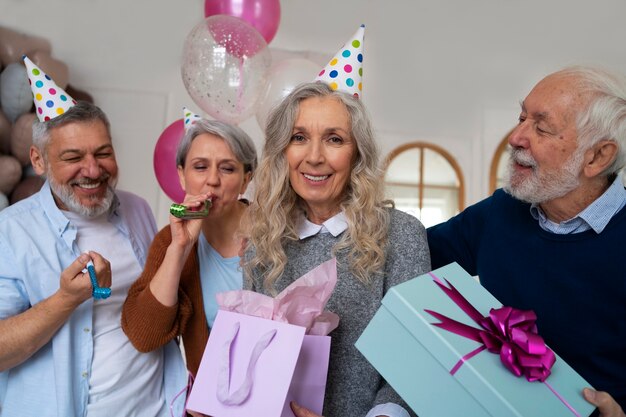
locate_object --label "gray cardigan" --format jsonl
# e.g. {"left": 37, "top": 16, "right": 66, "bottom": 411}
{"left": 245, "top": 209, "right": 430, "bottom": 417}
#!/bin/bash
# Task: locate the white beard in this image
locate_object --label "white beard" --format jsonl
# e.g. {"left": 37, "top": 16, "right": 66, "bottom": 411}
{"left": 504, "top": 146, "right": 585, "bottom": 204}
{"left": 47, "top": 169, "right": 118, "bottom": 218}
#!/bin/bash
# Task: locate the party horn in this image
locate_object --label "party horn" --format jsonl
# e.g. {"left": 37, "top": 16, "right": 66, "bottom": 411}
{"left": 170, "top": 199, "right": 212, "bottom": 219}
{"left": 86, "top": 260, "right": 111, "bottom": 300}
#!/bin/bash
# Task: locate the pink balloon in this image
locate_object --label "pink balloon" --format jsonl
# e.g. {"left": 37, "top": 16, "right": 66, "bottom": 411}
{"left": 204, "top": 0, "right": 281, "bottom": 44}
{"left": 153, "top": 120, "right": 185, "bottom": 203}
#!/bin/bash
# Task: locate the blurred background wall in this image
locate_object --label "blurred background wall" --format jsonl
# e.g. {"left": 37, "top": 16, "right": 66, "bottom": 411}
{"left": 1, "top": 0, "right": 625, "bottom": 226}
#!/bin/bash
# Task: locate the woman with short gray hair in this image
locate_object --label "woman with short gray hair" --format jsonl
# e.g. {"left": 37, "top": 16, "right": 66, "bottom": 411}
{"left": 122, "top": 118, "right": 257, "bottom": 380}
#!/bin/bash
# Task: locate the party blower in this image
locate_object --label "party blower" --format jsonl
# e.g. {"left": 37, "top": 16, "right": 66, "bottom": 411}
{"left": 85, "top": 260, "right": 111, "bottom": 300}
{"left": 170, "top": 199, "right": 212, "bottom": 219}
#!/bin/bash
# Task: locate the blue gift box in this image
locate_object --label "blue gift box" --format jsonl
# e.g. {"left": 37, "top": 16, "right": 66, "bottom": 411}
{"left": 355, "top": 263, "right": 595, "bottom": 417}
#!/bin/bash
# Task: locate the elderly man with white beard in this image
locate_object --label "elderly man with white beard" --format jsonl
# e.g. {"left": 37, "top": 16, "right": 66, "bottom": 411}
{"left": 0, "top": 97, "right": 186, "bottom": 415}
{"left": 427, "top": 67, "right": 626, "bottom": 417}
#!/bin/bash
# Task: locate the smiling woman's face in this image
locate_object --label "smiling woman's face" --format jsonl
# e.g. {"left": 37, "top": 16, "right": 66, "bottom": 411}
{"left": 285, "top": 96, "right": 356, "bottom": 224}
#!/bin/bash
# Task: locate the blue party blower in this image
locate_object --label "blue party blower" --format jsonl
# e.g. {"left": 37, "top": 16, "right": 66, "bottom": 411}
{"left": 85, "top": 259, "right": 111, "bottom": 300}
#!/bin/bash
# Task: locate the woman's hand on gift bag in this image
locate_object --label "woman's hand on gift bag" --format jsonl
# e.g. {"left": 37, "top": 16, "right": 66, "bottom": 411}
{"left": 290, "top": 401, "right": 323, "bottom": 417}
{"left": 187, "top": 411, "right": 210, "bottom": 417}
{"left": 583, "top": 388, "right": 625, "bottom": 417}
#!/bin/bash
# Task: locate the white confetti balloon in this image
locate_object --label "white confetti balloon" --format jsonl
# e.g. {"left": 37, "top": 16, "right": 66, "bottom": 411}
{"left": 255, "top": 58, "right": 319, "bottom": 131}
{"left": 181, "top": 15, "right": 271, "bottom": 125}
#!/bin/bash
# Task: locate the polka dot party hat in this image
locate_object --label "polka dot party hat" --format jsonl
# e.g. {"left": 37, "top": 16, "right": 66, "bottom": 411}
{"left": 315, "top": 24, "right": 365, "bottom": 98}
{"left": 22, "top": 55, "right": 77, "bottom": 122}
{"left": 183, "top": 106, "right": 202, "bottom": 131}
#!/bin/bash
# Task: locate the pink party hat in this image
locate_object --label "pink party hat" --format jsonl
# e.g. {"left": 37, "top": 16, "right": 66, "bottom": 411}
{"left": 315, "top": 24, "right": 365, "bottom": 98}
{"left": 183, "top": 106, "right": 203, "bottom": 131}
{"left": 22, "top": 55, "right": 76, "bottom": 122}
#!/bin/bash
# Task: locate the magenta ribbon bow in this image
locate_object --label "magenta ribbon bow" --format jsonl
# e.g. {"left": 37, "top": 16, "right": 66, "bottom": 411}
{"left": 424, "top": 272, "right": 555, "bottom": 381}
{"left": 424, "top": 272, "right": 581, "bottom": 416}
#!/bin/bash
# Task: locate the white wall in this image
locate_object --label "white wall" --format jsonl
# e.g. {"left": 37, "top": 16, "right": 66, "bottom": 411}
{"left": 2, "top": 0, "right": 626, "bottom": 225}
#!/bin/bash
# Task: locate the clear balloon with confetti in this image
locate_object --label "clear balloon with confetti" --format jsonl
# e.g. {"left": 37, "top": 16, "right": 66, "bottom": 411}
{"left": 181, "top": 15, "right": 271, "bottom": 125}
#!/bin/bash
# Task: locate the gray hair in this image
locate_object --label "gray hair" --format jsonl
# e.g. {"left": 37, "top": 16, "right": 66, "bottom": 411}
{"left": 176, "top": 119, "right": 257, "bottom": 173}
{"left": 264, "top": 81, "right": 380, "bottom": 184}
{"left": 31, "top": 101, "right": 111, "bottom": 152}
{"left": 557, "top": 66, "right": 626, "bottom": 176}
{"left": 244, "top": 81, "right": 391, "bottom": 290}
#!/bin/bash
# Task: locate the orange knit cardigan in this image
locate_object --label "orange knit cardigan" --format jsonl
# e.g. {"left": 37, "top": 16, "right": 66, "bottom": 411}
{"left": 121, "top": 226, "right": 209, "bottom": 377}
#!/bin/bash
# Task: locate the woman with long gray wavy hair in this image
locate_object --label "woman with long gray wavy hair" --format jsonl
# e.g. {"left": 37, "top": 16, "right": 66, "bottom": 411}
{"left": 243, "top": 82, "right": 430, "bottom": 417}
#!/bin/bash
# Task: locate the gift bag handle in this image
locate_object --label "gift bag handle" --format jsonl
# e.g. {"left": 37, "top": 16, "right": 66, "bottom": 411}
{"left": 216, "top": 321, "right": 277, "bottom": 405}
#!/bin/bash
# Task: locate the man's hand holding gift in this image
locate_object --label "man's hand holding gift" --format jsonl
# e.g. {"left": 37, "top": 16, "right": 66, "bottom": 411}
{"left": 584, "top": 388, "right": 626, "bottom": 417}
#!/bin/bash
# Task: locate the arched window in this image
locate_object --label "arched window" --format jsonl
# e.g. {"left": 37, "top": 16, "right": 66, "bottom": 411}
{"left": 384, "top": 142, "right": 464, "bottom": 227}
{"left": 489, "top": 133, "right": 511, "bottom": 194}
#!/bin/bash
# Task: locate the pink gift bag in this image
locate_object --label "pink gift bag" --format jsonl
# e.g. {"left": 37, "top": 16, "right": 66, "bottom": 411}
{"left": 188, "top": 258, "right": 339, "bottom": 417}
{"left": 186, "top": 310, "right": 306, "bottom": 416}
{"left": 281, "top": 334, "right": 331, "bottom": 416}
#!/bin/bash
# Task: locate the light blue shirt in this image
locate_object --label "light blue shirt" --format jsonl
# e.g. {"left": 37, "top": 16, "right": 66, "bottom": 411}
{"left": 530, "top": 174, "right": 626, "bottom": 234}
{"left": 0, "top": 181, "right": 188, "bottom": 417}
{"left": 197, "top": 233, "right": 242, "bottom": 328}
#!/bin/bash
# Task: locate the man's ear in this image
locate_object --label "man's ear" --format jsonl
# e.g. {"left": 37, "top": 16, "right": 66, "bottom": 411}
{"left": 583, "top": 140, "right": 618, "bottom": 178}
{"left": 30, "top": 145, "right": 46, "bottom": 176}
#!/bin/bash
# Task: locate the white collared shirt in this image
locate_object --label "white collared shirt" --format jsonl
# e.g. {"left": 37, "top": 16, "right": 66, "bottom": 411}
{"left": 296, "top": 211, "right": 349, "bottom": 239}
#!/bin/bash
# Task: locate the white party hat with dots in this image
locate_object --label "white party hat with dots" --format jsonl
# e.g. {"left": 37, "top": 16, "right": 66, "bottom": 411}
{"left": 23, "top": 55, "right": 76, "bottom": 122}
{"left": 315, "top": 25, "right": 365, "bottom": 98}
{"left": 183, "top": 107, "right": 203, "bottom": 131}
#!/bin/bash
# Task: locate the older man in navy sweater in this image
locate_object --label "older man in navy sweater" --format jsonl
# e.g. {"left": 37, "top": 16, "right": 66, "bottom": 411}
{"left": 428, "top": 67, "right": 626, "bottom": 417}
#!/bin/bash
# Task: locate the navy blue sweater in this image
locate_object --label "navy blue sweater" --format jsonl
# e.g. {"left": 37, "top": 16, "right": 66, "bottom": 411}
{"left": 428, "top": 189, "right": 626, "bottom": 411}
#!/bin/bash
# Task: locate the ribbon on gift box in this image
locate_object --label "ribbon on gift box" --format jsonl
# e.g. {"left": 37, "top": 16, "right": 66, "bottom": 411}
{"left": 424, "top": 272, "right": 582, "bottom": 417}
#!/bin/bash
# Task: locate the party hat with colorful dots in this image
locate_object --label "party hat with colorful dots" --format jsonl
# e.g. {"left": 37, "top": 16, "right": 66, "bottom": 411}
{"left": 183, "top": 106, "right": 203, "bottom": 131}
{"left": 22, "top": 55, "right": 76, "bottom": 122}
{"left": 315, "top": 24, "right": 365, "bottom": 98}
